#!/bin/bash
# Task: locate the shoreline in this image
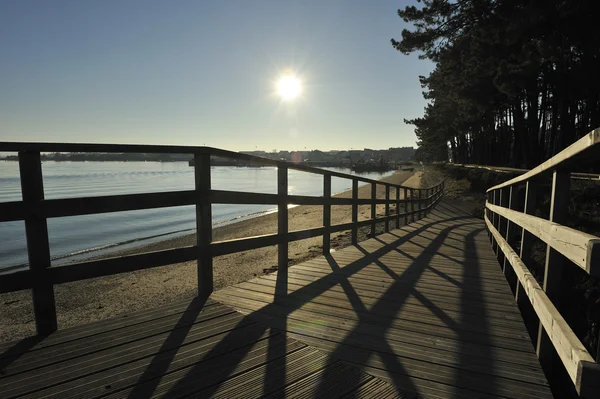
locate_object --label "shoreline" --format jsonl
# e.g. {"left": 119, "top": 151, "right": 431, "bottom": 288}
{"left": 0, "top": 169, "right": 420, "bottom": 343}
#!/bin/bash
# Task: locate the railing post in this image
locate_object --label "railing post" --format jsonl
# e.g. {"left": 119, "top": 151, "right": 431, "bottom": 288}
{"left": 411, "top": 188, "right": 415, "bottom": 223}
{"left": 194, "top": 152, "right": 213, "bottom": 299}
{"left": 395, "top": 186, "right": 400, "bottom": 229}
{"left": 518, "top": 181, "right": 538, "bottom": 275}
{"left": 503, "top": 185, "right": 519, "bottom": 289}
{"left": 278, "top": 165, "right": 289, "bottom": 270}
{"left": 418, "top": 189, "right": 422, "bottom": 220}
{"left": 537, "top": 170, "right": 570, "bottom": 376}
{"left": 371, "top": 182, "right": 377, "bottom": 236}
{"left": 384, "top": 184, "right": 390, "bottom": 233}
{"left": 351, "top": 179, "right": 358, "bottom": 245}
{"left": 515, "top": 180, "right": 538, "bottom": 345}
{"left": 19, "top": 151, "right": 57, "bottom": 336}
{"left": 323, "top": 174, "right": 331, "bottom": 255}
{"left": 497, "top": 188, "right": 508, "bottom": 265}
{"left": 404, "top": 187, "right": 409, "bottom": 225}
{"left": 491, "top": 190, "right": 498, "bottom": 254}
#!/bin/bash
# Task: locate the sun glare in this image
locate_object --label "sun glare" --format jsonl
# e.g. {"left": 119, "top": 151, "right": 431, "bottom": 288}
{"left": 277, "top": 74, "right": 302, "bottom": 101}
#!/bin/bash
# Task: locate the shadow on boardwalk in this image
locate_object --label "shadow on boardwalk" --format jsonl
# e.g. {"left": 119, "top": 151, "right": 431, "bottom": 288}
{"left": 0, "top": 201, "right": 550, "bottom": 398}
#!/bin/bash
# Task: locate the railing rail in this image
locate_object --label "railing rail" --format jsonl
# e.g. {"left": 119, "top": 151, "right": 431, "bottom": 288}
{"left": 485, "top": 128, "right": 600, "bottom": 398}
{"left": 0, "top": 141, "right": 444, "bottom": 338}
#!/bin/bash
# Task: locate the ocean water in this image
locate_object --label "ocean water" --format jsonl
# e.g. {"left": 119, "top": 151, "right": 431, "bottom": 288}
{"left": 0, "top": 161, "right": 393, "bottom": 269}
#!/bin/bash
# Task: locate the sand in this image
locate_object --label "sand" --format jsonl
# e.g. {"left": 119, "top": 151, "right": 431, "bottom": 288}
{"left": 0, "top": 169, "right": 422, "bottom": 343}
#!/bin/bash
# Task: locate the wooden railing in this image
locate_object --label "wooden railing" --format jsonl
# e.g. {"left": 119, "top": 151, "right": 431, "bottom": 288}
{"left": 485, "top": 128, "right": 600, "bottom": 398}
{"left": 0, "top": 142, "right": 444, "bottom": 337}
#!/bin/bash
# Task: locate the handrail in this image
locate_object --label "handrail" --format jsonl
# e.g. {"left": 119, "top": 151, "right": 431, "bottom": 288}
{"left": 486, "top": 128, "right": 600, "bottom": 192}
{"left": 0, "top": 142, "right": 445, "bottom": 338}
{"left": 484, "top": 128, "right": 600, "bottom": 398}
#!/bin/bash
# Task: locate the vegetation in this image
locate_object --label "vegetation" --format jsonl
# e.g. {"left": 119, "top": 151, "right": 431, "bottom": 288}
{"left": 393, "top": 0, "right": 600, "bottom": 167}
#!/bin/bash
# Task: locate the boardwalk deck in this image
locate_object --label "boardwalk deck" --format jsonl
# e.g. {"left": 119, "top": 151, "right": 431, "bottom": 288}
{"left": 213, "top": 200, "right": 552, "bottom": 399}
{"left": 0, "top": 297, "right": 405, "bottom": 398}
{"left": 0, "top": 200, "right": 552, "bottom": 398}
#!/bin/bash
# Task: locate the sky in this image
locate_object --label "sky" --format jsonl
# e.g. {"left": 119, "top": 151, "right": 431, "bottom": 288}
{"left": 0, "top": 1, "right": 433, "bottom": 152}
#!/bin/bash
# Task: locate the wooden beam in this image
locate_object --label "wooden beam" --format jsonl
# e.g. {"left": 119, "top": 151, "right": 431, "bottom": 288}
{"left": 503, "top": 186, "right": 519, "bottom": 288}
{"left": 323, "top": 174, "right": 331, "bottom": 255}
{"left": 19, "top": 151, "right": 57, "bottom": 335}
{"left": 194, "top": 153, "right": 213, "bottom": 298}
{"left": 351, "top": 179, "right": 358, "bottom": 245}
{"left": 51, "top": 246, "right": 198, "bottom": 284}
{"left": 384, "top": 184, "right": 390, "bottom": 233}
{"left": 278, "top": 165, "right": 288, "bottom": 270}
{"left": 537, "top": 170, "right": 571, "bottom": 376}
{"left": 371, "top": 182, "right": 376, "bottom": 236}
{"left": 577, "top": 360, "right": 600, "bottom": 399}
{"left": 485, "top": 214, "right": 595, "bottom": 394}
{"left": 212, "top": 234, "right": 279, "bottom": 256}
{"left": 396, "top": 186, "right": 401, "bottom": 229}
{"left": 411, "top": 188, "right": 415, "bottom": 223}
{"left": 487, "top": 128, "right": 600, "bottom": 192}
{"left": 485, "top": 202, "right": 600, "bottom": 277}
{"left": 0, "top": 201, "right": 27, "bottom": 222}
{"left": 418, "top": 189, "right": 422, "bottom": 220}
{"left": 0, "top": 269, "right": 32, "bottom": 293}
{"left": 404, "top": 187, "right": 409, "bottom": 226}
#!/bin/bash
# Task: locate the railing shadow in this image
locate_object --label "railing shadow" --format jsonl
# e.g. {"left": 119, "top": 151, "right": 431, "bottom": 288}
{"left": 149, "top": 213, "right": 476, "bottom": 398}
{"left": 126, "top": 295, "right": 208, "bottom": 398}
{"left": 0, "top": 335, "right": 47, "bottom": 376}
{"left": 309, "top": 221, "right": 496, "bottom": 398}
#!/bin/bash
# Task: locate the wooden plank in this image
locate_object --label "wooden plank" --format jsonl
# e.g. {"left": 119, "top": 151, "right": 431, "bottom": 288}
{"left": 218, "top": 286, "right": 531, "bottom": 344}
{"left": 485, "top": 214, "right": 595, "bottom": 391}
{"left": 351, "top": 179, "right": 358, "bottom": 245}
{"left": 371, "top": 182, "right": 376, "bottom": 235}
{"left": 486, "top": 202, "right": 600, "bottom": 276}
{"left": 0, "top": 201, "right": 26, "bottom": 222}
{"left": 396, "top": 186, "right": 401, "bottom": 229}
{"left": 1, "top": 303, "right": 234, "bottom": 376}
{"left": 410, "top": 188, "right": 415, "bottom": 223}
{"left": 49, "top": 246, "right": 197, "bottom": 284}
{"left": 536, "top": 170, "right": 570, "bottom": 379}
{"left": 212, "top": 234, "right": 279, "bottom": 256}
{"left": 0, "top": 298, "right": 220, "bottom": 355}
{"left": 323, "top": 174, "right": 331, "bottom": 254}
{"left": 195, "top": 153, "right": 213, "bottom": 298}
{"left": 18, "top": 151, "right": 57, "bottom": 335}
{"left": 385, "top": 184, "right": 390, "bottom": 232}
{"left": 101, "top": 335, "right": 304, "bottom": 399}
{"left": 218, "top": 293, "right": 550, "bottom": 399}
{"left": 278, "top": 165, "right": 288, "bottom": 270}
{"left": 42, "top": 190, "right": 196, "bottom": 217}
{"left": 487, "top": 127, "right": 600, "bottom": 192}
{"left": 404, "top": 187, "right": 408, "bottom": 226}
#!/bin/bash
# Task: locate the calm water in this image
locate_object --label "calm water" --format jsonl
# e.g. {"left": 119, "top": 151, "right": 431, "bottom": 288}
{"left": 0, "top": 161, "right": 392, "bottom": 269}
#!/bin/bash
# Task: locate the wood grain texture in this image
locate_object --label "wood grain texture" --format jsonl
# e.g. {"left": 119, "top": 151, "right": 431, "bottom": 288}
{"left": 213, "top": 200, "right": 552, "bottom": 399}
{"left": 487, "top": 202, "right": 600, "bottom": 276}
{"left": 487, "top": 128, "right": 600, "bottom": 192}
{"left": 0, "top": 299, "right": 410, "bottom": 399}
{"left": 486, "top": 214, "right": 595, "bottom": 397}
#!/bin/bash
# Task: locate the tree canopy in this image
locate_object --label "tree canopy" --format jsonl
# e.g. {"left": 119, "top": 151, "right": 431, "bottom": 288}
{"left": 394, "top": 0, "right": 600, "bottom": 167}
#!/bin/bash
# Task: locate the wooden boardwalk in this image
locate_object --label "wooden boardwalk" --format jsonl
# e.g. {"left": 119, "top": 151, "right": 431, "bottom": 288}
{"left": 0, "top": 200, "right": 551, "bottom": 398}
{"left": 213, "top": 200, "right": 552, "bottom": 399}
{"left": 0, "top": 297, "right": 403, "bottom": 398}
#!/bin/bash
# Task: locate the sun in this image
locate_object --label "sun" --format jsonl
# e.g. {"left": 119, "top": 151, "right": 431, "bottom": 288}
{"left": 276, "top": 74, "right": 302, "bottom": 101}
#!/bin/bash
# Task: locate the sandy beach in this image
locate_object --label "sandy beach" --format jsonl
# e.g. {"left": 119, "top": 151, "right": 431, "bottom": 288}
{"left": 0, "top": 169, "right": 422, "bottom": 343}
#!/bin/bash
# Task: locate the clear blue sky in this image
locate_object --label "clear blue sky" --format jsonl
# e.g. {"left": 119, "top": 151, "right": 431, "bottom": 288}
{"left": 0, "top": 1, "right": 432, "bottom": 151}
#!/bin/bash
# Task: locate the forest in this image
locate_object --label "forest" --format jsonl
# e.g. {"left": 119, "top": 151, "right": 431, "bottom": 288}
{"left": 394, "top": 0, "right": 600, "bottom": 168}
